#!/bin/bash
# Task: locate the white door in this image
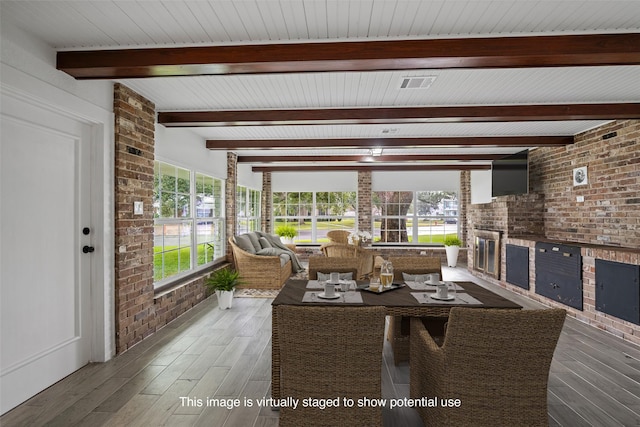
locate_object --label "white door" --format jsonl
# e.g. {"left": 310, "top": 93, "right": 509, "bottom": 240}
{"left": 0, "top": 94, "right": 93, "bottom": 414}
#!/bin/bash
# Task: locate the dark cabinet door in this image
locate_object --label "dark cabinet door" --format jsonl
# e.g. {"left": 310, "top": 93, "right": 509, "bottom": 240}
{"left": 535, "top": 242, "right": 583, "bottom": 310}
{"left": 595, "top": 259, "right": 640, "bottom": 325}
{"left": 506, "top": 244, "right": 529, "bottom": 290}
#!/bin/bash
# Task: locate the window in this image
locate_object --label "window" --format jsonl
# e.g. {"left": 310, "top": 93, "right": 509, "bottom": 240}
{"left": 372, "top": 191, "right": 458, "bottom": 244}
{"left": 195, "top": 172, "right": 225, "bottom": 267}
{"left": 154, "top": 161, "right": 225, "bottom": 286}
{"left": 272, "top": 191, "right": 357, "bottom": 243}
{"left": 237, "top": 186, "right": 261, "bottom": 234}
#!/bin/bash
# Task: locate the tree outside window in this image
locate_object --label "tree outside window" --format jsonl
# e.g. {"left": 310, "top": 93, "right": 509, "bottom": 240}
{"left": 373, "top": 191, "right": 458, "bottom": 244}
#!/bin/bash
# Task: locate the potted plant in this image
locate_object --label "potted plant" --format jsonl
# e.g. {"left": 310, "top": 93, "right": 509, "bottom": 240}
{"left": 205, "top": 268, "right": 243, "bottom": 309}
{"left": 275, "top": 224, "right": 298, "bottom": 244}
{"left": 444, "top": 235, "right": 463, "bottom": 268}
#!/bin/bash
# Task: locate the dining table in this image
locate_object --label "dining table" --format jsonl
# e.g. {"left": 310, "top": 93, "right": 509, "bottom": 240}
{"left": 270, "top": 278, "right": 522, "bottom": 400}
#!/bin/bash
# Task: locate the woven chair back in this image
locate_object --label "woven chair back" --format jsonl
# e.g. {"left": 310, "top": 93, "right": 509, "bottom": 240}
{"left": 326, "top": 229, "right": 351, "bottom": 244}
{"left": 276, "top": 305, "right": 385, "bottom": 427}
{"left": 388, "top": 256, "right": 442, "bottom": 280}
{"left": 307, "top": 256, "right": 359, "bottom": 280}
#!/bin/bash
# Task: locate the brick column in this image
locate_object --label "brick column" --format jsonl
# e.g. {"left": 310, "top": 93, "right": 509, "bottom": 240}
{"left": 225, "top": 152, "right": 238, "bottom": 257}
{"left": 262, "top": 172, "right": 272, "bottom": 233}
{"left": 113, "top": 83, "right": 156, "bottom": 354}
{"left": 357, "top": 171, "right": 373, "bottom": 239}
{"left": 459, "top": 171, "right": 470, "bottom": 248}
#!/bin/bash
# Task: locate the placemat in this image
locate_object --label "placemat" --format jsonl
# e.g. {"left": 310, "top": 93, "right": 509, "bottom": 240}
{"left": 410, "top": 292, "right": 483, "bottom": 305}
{"left": 306, "top": 280, "right": 356, "bottom": 290}
{"left": 404, "top": 281, "right": 464, "bottom": 291}
{"left": 302, "top": 291, "right": 363, "bottom": 304}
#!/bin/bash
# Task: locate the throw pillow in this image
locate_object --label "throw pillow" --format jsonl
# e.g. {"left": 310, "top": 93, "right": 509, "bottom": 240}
{"left": 259, "top": 236, "right": 273, "bottom": 249}
{"left": 246, "top": 232, "right": 262, "bottom": 252}
{"left": 234, "top": 234, "right": 256, "bottom": 254}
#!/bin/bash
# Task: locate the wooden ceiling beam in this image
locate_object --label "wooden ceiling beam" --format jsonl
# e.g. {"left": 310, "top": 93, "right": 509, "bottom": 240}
{"left": 57, "top": 33, "right": 640, "bottom": 79}
{"left": 237, "top": 154, "right": 504, "bottom": 163}
{"left": 207, "top": 136, "right": 572, "bottom": 150}
{"left": 252, "top": 164, "right": 491, "bottom": 172}
{"left": 160, "top": 103, "right": 640, "bottom": 127}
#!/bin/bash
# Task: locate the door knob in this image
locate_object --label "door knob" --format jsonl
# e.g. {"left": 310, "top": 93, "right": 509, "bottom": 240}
{"left": 82, "top": 245, "right": 95, "bottom": 253}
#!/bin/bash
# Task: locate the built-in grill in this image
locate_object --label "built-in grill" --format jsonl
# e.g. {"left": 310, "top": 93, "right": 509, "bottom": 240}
{"left": 535, "top": 242, "right": 583, "bottom": 310}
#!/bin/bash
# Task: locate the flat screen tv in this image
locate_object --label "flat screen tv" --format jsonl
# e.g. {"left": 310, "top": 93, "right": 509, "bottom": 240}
{"left": 491, "top": 149, "right": 529, "bottom": 197}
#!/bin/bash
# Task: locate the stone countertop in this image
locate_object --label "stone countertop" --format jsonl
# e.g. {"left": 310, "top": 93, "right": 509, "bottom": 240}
{"left": 507, "top": 234, "right": 640, "bottom": 254}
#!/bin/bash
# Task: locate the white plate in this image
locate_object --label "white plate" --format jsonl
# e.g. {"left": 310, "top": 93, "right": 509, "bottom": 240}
{"left": 430, "top": 293, "right": 455, "bottom": 301}
{"left": 317, "top": 292, "right": 341, "bottom": 299}
{"left": 424, "top": 281, "right": 444, "bottom": 286}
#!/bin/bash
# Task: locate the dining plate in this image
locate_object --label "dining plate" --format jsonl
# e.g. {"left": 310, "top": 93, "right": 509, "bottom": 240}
{"left": 430, "top": 293, "right": 456, "bottom": 301}
{"left": 317, "top": 292, "right": 341, "bottom": 299}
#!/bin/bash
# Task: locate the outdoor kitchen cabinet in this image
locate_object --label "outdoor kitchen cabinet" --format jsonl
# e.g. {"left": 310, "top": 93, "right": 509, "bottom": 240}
{"left": 535, "top": 242, "right": 583, "bottom": 310}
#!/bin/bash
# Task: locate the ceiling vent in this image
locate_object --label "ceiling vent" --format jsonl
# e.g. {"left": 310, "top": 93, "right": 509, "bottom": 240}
{"left": 399, "top": 76, "right": 437, "bottom": 89}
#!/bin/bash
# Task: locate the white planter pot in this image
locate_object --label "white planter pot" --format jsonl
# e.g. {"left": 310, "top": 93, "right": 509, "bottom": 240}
{"left": 279, "top": 236, "right": 294, "bottom": 244}
{"left": 216, "top": 290, "right": 234, "bottom": 310}
{"left": 445, "top": 245, "right": 460, "bottom": 268}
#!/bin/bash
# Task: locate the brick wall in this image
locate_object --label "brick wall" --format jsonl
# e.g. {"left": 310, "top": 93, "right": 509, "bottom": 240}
{"left": 114, "top": 84, "right": 219, "bottom": 354}
{"left": 357, "top": 171, "right": 372, "bottom": 236}
{"left": 262, "top": 171, "right": 272, "bottom": 233}
{"left": 531, "top": 119, "right": 639, "bottom": 248}
{"left": 459, "top": 171, "right": 470, "bottom": 248}
{"left": 226, "top": 152, "right": 238, "bottom": 258}
{"left": 113, "top": 83, "right": 156, "bottom": 353}
{"left": 467, "top": 119, "right": 640, "bottom": 346}
{"left": 154, "top": 274, "right": 212, "bottom": 326}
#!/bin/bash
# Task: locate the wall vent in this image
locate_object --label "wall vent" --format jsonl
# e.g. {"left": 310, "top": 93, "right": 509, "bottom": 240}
{"left": 399, "top": 76, "right": 437, "bottom": 89}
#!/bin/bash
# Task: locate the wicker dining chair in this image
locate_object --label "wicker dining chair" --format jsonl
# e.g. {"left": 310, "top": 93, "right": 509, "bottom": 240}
{"left": 321, "top": 242, "right": 374, "bottom": 279}
{"left": 276, "top": 305, "right": 386, "bottom": 427}
{"left": 387, "top": 256, "right": 443, "bottom": 365}
{"left": 326, "top": 229, "right": 351, "bottom": 244}
{"left": 410, "top": 307, "right": 566, "bottom": 427}
{"left": 307, "top": 256, "right": 359, "bottom": 280}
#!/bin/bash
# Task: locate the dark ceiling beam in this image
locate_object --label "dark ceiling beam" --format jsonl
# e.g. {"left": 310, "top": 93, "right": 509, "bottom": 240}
{"left": 57, "top": 33, "right": 640, "bottom": 79}
{"left": 159, "top": 103, "right": 640, "bottom": 127}
{"left": 252, "top": 164, "right": 491, "bottom": 172}
{"left": 237, "top": 154, "right": 504, "bottom": 163}
{"left": 207, "top": 136, "right": 572, "bottom": 150}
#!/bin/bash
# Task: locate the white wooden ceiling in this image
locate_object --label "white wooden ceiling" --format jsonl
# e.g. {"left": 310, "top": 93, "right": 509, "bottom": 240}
{"left": 2, "top": 0, "right": 640, "bottom": 166}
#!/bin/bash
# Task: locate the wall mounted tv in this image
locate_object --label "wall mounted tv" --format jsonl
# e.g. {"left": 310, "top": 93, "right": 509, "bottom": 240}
{"left": 491, "top": 149, "right": 529, "bottom": 197}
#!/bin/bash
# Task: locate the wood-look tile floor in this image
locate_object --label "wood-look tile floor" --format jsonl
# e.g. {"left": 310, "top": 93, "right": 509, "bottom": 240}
{"left": 2, "top": 266, "right": 640, "bottom": 426}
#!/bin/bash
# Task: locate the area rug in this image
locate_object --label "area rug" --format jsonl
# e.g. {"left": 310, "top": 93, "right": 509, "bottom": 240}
{"left": 235, "top": 265, "right": 309, "bottom": 298}
{"left": 235, "top": 288, "right": 280, "bottom": 298}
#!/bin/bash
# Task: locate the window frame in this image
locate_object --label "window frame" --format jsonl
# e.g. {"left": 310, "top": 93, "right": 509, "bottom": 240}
{"left": 272, "top": 191, "right": 357, "bottom": 243}
{"left": 372, "top": 190, "right": 459, "bottom": 245}
{"left": 236, "top": 185, "right": 261, "bottom": 234}
{"left": 153, "top": 160, "right": 226, "bottom": 289}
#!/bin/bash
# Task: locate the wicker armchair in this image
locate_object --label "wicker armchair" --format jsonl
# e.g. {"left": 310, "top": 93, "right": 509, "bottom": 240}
{"left": 410, "top": 307, "right": 566, "bottom": 427}
{"left": 387, "top": 256, "right": 443, "bottom": 364}
{"left": 228, "top": 237, "right": 292, "bottom": 289}
{"left": 307, "top": 256, "right": 359, "bottom": 280}
{"left": 276, "top": 305, "right": 385, "bottom": 427}
{"left": 326, "top": 229, "right": 351, "bottom": 244}
{"left": 320, "top": 242, "right": 374, "bottom": 279}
